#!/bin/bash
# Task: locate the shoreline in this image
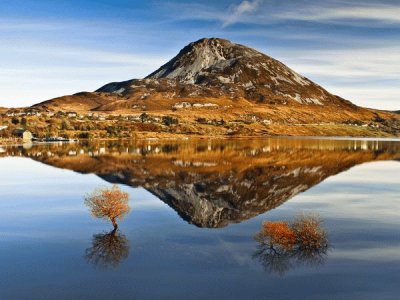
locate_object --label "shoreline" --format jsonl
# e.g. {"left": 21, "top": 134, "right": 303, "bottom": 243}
{"left": 0, "top": 138, "right": 24, "bottom": 147}
{"left": 2, "top": 134, "right": 400, "bottom": 148}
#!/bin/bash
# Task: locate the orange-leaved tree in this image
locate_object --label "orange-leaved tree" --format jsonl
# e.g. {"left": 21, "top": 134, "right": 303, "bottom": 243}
{"left": 85, "top": 185, "right": 130, "bottom": 229}
{"left": 292, "top": 214, "right": 328, "bottom": 250}
{"left": 263, "top": 221, "right": 296, "bottom": 250}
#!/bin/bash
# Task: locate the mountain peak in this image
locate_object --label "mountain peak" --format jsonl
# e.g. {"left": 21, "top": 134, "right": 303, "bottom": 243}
{"left": 95, "top": 37, "right": 354, "bottom": 106}
{"left": 191, "top": 37, "right": 232, "bottom": 46}
{"left": 188, "top": 37, "right": 241, "bottom": 52}
{"left": 146, "top": 37, "right": 260, "bottom": 84}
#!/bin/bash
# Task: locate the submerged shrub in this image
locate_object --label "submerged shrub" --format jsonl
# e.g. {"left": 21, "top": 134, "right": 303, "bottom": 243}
{"left": 253, "top": 213, "right": 329, "bottom": 275}
{"left": 292, "top": 214, "right": 328, "bottom": 251}
{"left": 262, "top": 221, "right": 296, "bottom": 250}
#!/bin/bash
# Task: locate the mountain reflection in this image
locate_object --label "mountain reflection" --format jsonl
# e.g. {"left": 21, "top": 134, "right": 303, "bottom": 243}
{"left": 1, "top": 138, "right": 400, "bottom": 228}
{"left": 85, "top": 228, "right": 129, "bottom": 269}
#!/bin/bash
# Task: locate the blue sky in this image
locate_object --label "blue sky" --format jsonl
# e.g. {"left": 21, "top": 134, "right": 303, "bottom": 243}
{"left": 0, "top": 0, "right": 399, "bottom": 110}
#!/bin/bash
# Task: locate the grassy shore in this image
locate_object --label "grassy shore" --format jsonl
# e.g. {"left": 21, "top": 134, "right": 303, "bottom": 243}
{"left": 0, "top": 138, "right": 24, "bottom": 147}
{"left": 2, "top": 126, "right": 399, "bottom": 149}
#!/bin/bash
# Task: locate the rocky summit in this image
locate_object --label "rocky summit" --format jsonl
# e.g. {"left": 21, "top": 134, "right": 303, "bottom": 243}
{"left": 98, "top": 38, "right": 348, "bottom": 106}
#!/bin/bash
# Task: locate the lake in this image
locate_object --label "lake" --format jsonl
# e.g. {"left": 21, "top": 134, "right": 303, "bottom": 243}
{"left": 0, "top": 137, "right": 399, "bottom": 299}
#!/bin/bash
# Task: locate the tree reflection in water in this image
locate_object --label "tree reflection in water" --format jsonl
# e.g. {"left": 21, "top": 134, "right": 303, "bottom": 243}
{"left": 84, "top": 185, "right": 131, "bottom": 268}
{"left": 253, "top": 214, "right": 329, "bottom": 275}
{"left": 85, "top": 228, "right": 129, "bottom": 269}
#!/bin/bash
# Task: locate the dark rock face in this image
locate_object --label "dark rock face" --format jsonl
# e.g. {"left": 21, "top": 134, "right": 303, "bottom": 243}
{"left": 147, "top": 166, "right": 322, "bottom": 228}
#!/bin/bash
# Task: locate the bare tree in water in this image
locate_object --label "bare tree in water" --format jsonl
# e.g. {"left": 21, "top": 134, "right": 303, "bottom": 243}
{"left": 85, "top": 229, "right": 129, "bottom": 269}
{"left": 85, "top": 185, "right": 130, "bottom": 230}
{"left": 253, "top": 214, "right": 328, "bottom": 275}
{"left": 84, "top": 185, "right": 131, "bottom": 268}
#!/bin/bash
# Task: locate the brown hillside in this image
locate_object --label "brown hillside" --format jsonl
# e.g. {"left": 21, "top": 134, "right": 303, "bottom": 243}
{"left": 29, "top": 38, "right": 399, "bottom": 136}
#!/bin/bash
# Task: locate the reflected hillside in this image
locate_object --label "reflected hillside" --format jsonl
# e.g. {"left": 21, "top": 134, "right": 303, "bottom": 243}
{"left": 2, "top": 138, "right": 400, "bottom": 227}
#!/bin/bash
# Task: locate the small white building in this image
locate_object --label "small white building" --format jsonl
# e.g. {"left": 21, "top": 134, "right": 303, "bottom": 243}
{"left": 173, "top": 102, "right": 192, "bottom": 109}
{"left": 67, "top": 112, "right": 77, "bottom": 118}
{"left": 22, "top": 131, "right": 33, "bottom": 141}
{"left": 13, "top": 129, "right": 33, "bottom": 141}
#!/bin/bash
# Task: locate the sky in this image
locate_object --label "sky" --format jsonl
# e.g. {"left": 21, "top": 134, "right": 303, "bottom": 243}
{"left": 0, "top": 0, "right": 399, "bottom": 110}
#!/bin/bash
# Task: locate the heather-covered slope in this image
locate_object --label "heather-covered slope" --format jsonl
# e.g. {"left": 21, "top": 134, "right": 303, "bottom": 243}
{"left": 28, "top": 38, "right": 400, "bottom": 136}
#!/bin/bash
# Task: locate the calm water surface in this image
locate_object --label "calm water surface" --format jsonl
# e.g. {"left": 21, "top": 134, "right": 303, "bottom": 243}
{"left": 0, "top": 138, "right": 399, "bottom": 299}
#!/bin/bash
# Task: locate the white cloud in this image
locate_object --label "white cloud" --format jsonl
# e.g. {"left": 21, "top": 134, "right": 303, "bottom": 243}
{"left": 222, "top": 0, "right": 263, "bottom": 27}
{"left": 266, "top": 45, "right": 400, "bottom": 110}
{"left": 280, "top": 4, "right": 400, "bottom": 24}
{"left": 163, "top": 1, "right": 266, "bottom": 28}
{"left": 320, "top": 86, "right": 400, "bottom": 111}
{"left": 0, "top": 42, "right": 169, "bottom": 107}
{"left": 279, "top": 46, "right": 400, "bottom": 79}
{"left": 6, "top": 44, "right": 167, "bottom": 66}
{"left": 166, "top": 1, "right": 400, "bottom": 27}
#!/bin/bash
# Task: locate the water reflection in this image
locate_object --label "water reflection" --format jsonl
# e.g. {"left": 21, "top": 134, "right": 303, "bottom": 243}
{"left": 85, "top": 228, "right": 130, "bottom": 269}
{"left": 0, "top": 139, "right": 400, "bottom": 298}
{"left": 83, "top": 185, "right": 131, "bottom": 269}
{"left": 253, "top": 214, "right": 329, "bottom": 275}
{"left": 253, "top": 241, "right": 328, "bottom": 276}
{"left": 2, "top": 138, "right": 400, "bottom": 228}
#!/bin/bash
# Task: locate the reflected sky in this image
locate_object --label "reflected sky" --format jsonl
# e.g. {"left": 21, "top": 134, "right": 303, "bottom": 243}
{"left": 0, "top": 138, "right": 399, "bottom": 299}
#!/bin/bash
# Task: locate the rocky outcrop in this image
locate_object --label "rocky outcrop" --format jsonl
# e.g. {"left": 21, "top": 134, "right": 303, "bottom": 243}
{"left": 97, "top": 38, "right": 350, "bottom": 106}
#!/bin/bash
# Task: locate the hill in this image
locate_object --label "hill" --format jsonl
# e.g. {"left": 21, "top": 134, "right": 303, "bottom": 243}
{"left": 28, "top": 38, "right": 400, "bottom": 137}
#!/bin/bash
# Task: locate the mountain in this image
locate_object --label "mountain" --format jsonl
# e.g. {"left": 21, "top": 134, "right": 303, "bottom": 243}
{"left": 30, "top": 37, "right": 399, "bottom": 136}
{"left": 3, "top": 139, "right": 400, "bottom": 227}
{"left": 98, "top": 38, "right": 346, "bottom": 106}
{"left": 93, "top": 37, "right": 355, "bottom": 108}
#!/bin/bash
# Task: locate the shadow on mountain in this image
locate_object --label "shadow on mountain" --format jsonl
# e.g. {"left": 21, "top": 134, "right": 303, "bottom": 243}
{"left": 2, "top": 138, "right": 400, "bottom": 228}
{"left": 85, "top": 228, "right": 129, "bottom": 269}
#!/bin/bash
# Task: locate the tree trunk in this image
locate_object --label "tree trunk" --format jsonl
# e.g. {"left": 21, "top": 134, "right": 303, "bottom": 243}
{"left": 111, "top": 217, "right": 118, "bottom": 230}
{"left": 110, "top": 227, "right": 118, "bottom": 237}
